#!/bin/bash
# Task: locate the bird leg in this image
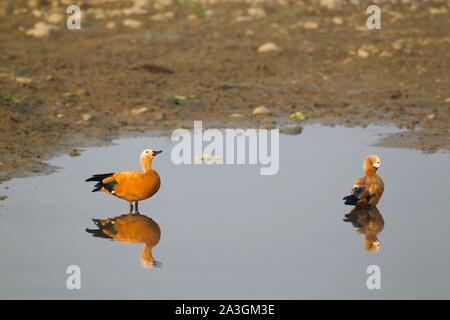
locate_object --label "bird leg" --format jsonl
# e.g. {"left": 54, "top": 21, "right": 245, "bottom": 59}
{"left": 134, "top": 201, "right": 140, "bottom": 214}
{"left": 128, "top": 202, "right": 134, "bottom": 214}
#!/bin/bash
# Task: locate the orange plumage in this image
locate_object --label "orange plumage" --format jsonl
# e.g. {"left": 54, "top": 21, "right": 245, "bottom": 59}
{"left": 86, "top": 213, "right": 161, "bottom": 268}
{"left": 343, "top": 155, "right": 384, "bottom": 207}
{"left": 343, "top": 206, "right": 384, "bottom": 252}
{"left": 86, "top": 149, "right": 162, "bottom": 213}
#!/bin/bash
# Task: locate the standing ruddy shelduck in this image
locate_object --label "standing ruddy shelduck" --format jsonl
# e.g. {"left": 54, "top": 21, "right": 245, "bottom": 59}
{"left": 86, "top": 149, "right": 162, "bottom": 213}
{"left": 343, "top": 155, "right": 384, "bottom": 207}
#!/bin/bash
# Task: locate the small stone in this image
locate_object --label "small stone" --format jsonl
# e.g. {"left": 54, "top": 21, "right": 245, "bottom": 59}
{"left": 0, "top": 195, "right": 7, "bottom": 201}
{"left": 280, "top": 126, "right": 303, "bottom": 135}
{"left": 236, "top": 15, "right": 252, "bottom": 22}
{"left": 27, "top": 0, "right": 46, "bottom": 9}
{"left": 15, "top": 76, "right": 33, "bottom": 84}
{"left": 252, "top": 106, "right": 271, "bottom": 116}
{"left": 106, "top": 22, "right": 116, "bottom": 29}
{"left": 391, "top": 90, "right": 402, "bottom": 99}
{"left": 257, "top": 42, "right": 280, "bottom": 53}
{"left": 76, "top": 89, "right": 89, "bottom": 97}
{"left": 187, "top": 14, "right": 197, "bottom": 21}
{"left": 332, "top": 17, "right": 343, "bottom": 25}
{"left": 56, "top": 113, "right": 64, "bottom": 118}
{"left": 123, "top": 19, "right": 142, "bottom": 29}
{"left": 154, "top": 111, "right": 165, "bottom": 121}
{"left": 69, "top": 149, "right": 81, "bottom": 157}
{"left": 445, "top": 97, "right": 450, "bottom": 103}
{"left": 303, "top": 21, "right": 319, "bottom": 30}
{"left": 429, "top": 7, "right": 447, "bottom": 15}
{"left": 247, "top": 7, "right": 267, "bottom": 19}
{"left": 149, "top": 12, "right": 174, "bottom": 21}
{"left": 357, "top": 48, "right": 369, "bottom": 58}
{"left": 32, "top": 9, "right": 43, "bottom": 17}
{"left": 131, "top": 107, "right": 148, "bottom": 116}
{"left": 81, "top": 113, "right": 92, "bottom": 121}
{"left": 25, "top": 22, "right": 55, "bottom": 38}
{"left": 392, "top": 40, "right": 403, "bottom": 51}
{"left": 427, "top": 114, "right": 435, "bottom": 120}
{"left": 320, "top": 0, "right": 338, "bottom": 10}
{"left": 229, "top": 113, "right": 244, "bottom": 118}
{"left": 47, "top": 12, "right": 63, "bottom": 24}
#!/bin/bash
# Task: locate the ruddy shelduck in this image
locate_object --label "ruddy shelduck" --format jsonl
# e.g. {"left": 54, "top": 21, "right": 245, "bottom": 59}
{"left": 343, "top": 155, "right": 384, "bottom": 207}
{"left": 86, "top": 213, "right": 161, "bottom": 268}
{"left": 343, "top": 206, "right": 384, "bottom": 253}
{"left": 86, "top": 149, "right": 162, "bottom": 213}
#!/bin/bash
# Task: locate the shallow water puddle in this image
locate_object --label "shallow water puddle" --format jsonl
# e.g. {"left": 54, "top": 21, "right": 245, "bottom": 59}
{"left": 0, "top": 125, "right": 449, "bottom": 299}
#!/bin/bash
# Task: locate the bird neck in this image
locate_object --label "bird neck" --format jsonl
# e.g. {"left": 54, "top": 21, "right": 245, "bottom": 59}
{"left": 140, "top": 244, "right": 154, "bottom": 268}
{"left": 140, "top": 159, "right": 153, "bottom": 173}
{"left": 363, "top": 162, "right": 377, "bottom": 176}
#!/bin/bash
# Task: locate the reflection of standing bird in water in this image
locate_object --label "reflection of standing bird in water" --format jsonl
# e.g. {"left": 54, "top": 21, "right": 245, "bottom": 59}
{"left": 86, "top": 213, "right": 161, "bottom": 268}
{"left": 343, "top": 206, "right": 384, "bottom": 253}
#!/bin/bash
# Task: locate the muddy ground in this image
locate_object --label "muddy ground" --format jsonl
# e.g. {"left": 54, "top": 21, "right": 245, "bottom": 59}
{"left": 0, "top": 0, "right": 449, "bottom": 184}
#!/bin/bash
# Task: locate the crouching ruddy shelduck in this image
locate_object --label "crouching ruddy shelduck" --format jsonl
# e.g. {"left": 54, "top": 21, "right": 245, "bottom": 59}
{"left": 343, "top": 155, "right": 384, "bottom": 207}
{"left": 86, "top": 149, "right": 162, "bottom": 213}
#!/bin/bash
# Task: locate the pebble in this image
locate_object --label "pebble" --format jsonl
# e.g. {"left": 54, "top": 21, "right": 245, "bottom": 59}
{"left": 357, "top": 48, "right": 369, "bottom": 58}
{"left": 187, "top": 14, "right": 197, "bottom": 21}
{"left": 69, "top": 149, "right": 81, "bottom": 157}
{"left": 47, "top": 12, "right": 63, "bottom": 24}
{"left": 149, "top": 12, "right": 174, "bottom": 21}
{"left": 257, "top": 42, "right": 280, "bottom": 53}
{"left": 81, "top": 113, "right": 92, "bottom": 122}
{"left": 131, "top": 107, "right": 148, "bottom": 116}
{"left": 0, "top": 195, "right": 7, "bottom": 201}
{"left": 229, "top": 113, "right": 244, "bottom": 118}
{"left": 247, "top": 7, "right": 267, "bottom": 19}
{"left": 392, "top": 39, "right": 403, "bottom": 51}
{"left": 123, "top": 19, "right": 142, "bottom": 29}
{"left": 15, "top": 76, "right": 33, "bottom": 84}
{"left": 252, "top": 106, "right": 271, "bottom": 116}
{"left": 428, "top": 7, "right": 447, "bottom": 15}
{"left": 303, "top": 21, "right": 319, "bottom": 30}
{"left": 332, "top": 17, "right": 343, "bottom": 25}
{"left": 280, "top": 126, "right": 303, "bottom": 135}
{"left": 154, "top": 111, "right": 165, "bottom": 121}
{"left": 25, "top": 22, "right": 55, "bottom": 38}
{"left": 106, "top": 22, "right": 116, "bottom": 29}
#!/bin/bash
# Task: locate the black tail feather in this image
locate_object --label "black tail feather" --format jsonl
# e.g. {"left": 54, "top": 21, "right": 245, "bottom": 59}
{"left": 85, "top": 173, "right": 115, "bottom": 192}
{"left": 85, "top": 228, "right": 112, "bottom": 239}
{"left": 343, "top": 194, "right": 358, "bottom": 205}
{"left": 85, "top": 173, "right": 115, "bottom": 182}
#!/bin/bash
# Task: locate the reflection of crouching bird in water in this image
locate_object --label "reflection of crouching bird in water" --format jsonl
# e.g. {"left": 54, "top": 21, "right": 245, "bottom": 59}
{"left": 86, "top": 213, "right": 161, "bottom": 268}
{"left": 343, "top": 206, "right": 384, "bottom": 253}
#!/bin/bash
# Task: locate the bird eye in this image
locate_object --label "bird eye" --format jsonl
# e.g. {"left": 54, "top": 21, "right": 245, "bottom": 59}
{"left": 146, "top": 151, "right": 149, "bottom": 154}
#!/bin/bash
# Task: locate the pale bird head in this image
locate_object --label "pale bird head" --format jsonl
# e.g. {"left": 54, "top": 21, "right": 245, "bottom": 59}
{"left": 364, "top": 155, "right": 381, "bottom": 172}
{"left": 140, "top": 149, "right": 162, "bottom": 168}
{"left": 364, "top": 238, "right": 381, "bottom": 253}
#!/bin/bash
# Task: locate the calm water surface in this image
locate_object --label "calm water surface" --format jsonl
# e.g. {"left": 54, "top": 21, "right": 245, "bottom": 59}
{"left": 0, "top": 125, "right": 449, "bottom": 299}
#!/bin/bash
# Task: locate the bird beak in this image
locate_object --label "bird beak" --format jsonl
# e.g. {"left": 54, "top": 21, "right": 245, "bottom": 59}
{"left": 152, "top": 150, "right": 162, "bottom": 156}
{"left": 373, "top": 166, "right": 378, "bottom": 171}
